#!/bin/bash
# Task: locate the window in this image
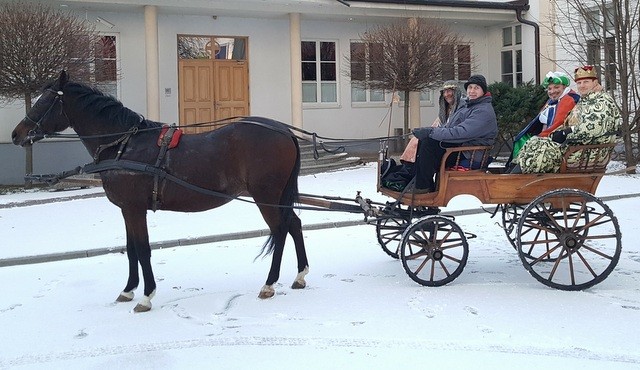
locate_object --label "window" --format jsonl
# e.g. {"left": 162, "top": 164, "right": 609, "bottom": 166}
{"left": 441, "top": 44, "right": 471, "bottom": 81}
{"left": 71, "top": 35, "right": 119, "bottom": 97}
{"left": 94, "top": 36, "right": 118, "bottom": 97}
{"left": 585, "top": 6, "right": 617, "bottom": 91}
{"left": 302, "top": 40, "right": 337, "bottom": 104}
{"left": 397, "top": 90, "right": 433, "bottom": 106}
{"left": 350, "top": 41, "right": 385, "bottom": 104}
{"left": 177, "top": 36, "right": 247, "bottom": 60}
{"left": 500, "top": 26, "right": 522, "bottom": 86}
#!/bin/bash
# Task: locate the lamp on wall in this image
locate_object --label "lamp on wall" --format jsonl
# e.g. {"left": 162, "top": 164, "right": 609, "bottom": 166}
{"left": 96, "top": 16, "right": 115, "bottom": 28}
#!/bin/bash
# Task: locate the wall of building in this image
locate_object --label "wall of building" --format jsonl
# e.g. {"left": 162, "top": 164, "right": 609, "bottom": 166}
{"left": 0, "top": 5, "right": 541, "bottom": 184}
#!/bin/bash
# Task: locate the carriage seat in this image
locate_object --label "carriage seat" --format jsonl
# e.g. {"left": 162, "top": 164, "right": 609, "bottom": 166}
{"left": 559, "top": 142, "right": 617, "bottom": 174}
{"left": 444, "top": 146, "right": 494, "bottom": 171}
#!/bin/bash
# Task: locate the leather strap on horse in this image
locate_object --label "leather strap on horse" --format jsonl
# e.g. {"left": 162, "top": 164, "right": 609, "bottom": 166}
{"left": 93, "top": 127, "right": 138, "bottom": 162}
{"left": 152, "top": 126, "right": 181, "bottom": 212}
{"left": 80, "top": 159, "right": 376, "bottom": 215}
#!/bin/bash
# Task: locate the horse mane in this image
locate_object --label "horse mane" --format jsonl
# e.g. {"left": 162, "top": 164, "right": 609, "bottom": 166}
{"left": 58, "top": 81, "right": 161, "bottom": 130}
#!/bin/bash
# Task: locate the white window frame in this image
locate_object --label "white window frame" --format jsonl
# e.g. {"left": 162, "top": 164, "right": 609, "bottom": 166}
{"left": 584, "top": 5, "right": 617, "bottom": 91}
{"left": 301, "top": 39, "right": 339, "bottom": 108}
{"left": 441, "top": 43, "right": 472, "bottom": 82}
{"left": 94, "top": 33, "right": 120, "bottom": 98}
{"left": 349, "top": 40, "right": 388, "bottom": 107}
{"left": 500, "top": 25, "right": 522, "bottom": 87}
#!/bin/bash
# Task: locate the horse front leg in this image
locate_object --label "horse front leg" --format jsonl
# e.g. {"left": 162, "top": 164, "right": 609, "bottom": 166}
{"left": 115, "top": 235, "right": 139, "bottom": 302}
{"left": 118, "top": 208, "right": 156, "bottom": 312}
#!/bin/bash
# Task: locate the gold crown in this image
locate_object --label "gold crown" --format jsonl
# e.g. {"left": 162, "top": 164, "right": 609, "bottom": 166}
{"left": 574, "top": 65, "right": 597, "bottom": 81}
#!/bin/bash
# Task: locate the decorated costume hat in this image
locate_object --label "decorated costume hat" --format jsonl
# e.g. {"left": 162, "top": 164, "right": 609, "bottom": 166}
{"left": 542, "top": 71, "right": 570, "bottom": 88}
{"left": 574, "top": 65, "right": 598, "bottom": 81}
{"left": 464, "top": 75, "right": 487, "bottom": 94}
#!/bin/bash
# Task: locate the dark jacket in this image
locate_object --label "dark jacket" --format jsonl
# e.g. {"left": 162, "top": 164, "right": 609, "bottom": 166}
{"left": 430, "top": 94, "right": 498, "bottom": 147}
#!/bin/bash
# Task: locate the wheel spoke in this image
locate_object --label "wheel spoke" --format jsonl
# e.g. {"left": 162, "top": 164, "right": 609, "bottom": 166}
{"left": 400, "top": 216, "right": 468, "bottom": 287}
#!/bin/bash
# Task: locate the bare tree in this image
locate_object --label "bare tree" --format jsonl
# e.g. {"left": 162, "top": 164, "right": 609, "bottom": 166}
{"left": 548, "top": 0, "right": 639, "bottom": 171}
{"left": 0, "top": 2, "right": 109, "bottom": 182}
{"left": 346, "top": 18, "right": 468, "bottom": 134}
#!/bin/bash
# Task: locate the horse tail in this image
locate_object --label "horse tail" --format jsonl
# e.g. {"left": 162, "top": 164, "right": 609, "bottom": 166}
{"left": 259, "top": 133, "right": 301, "bottom": 257}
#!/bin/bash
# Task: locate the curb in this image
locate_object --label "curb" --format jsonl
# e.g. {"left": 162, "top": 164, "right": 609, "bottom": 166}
{"left": 1, "top": 192, "right": 637, "bottom": 268}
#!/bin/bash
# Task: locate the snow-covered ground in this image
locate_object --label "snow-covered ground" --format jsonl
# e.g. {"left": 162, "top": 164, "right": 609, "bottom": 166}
{"left": 1, "top": 163, "right": 639, "bottom": 369}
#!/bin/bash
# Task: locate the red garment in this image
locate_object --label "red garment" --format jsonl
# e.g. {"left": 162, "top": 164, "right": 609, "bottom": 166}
{"left": 538, "top": 89, "right": 579, "bottom": 137}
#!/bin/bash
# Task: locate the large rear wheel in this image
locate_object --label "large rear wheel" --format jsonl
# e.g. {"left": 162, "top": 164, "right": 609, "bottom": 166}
{"left": 516, "top": 189, "right": 621, "bottom": 290}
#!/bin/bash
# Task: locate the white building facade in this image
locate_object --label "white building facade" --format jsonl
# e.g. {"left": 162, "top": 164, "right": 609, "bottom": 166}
{"left": 0, "top": 0, "right": 554, "bottom": 184}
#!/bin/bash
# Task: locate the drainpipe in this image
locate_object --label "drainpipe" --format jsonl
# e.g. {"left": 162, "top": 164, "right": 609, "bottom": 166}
{"left": 515, "top": 9, "right": 541, "bottom": 85}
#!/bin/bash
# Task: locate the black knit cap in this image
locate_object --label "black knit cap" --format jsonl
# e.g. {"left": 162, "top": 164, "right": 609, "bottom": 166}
{"left": 464, "top": 74, "right": 488, "bottom": 94}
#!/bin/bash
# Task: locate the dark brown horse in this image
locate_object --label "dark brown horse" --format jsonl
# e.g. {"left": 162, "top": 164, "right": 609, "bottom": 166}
{"left": 12, "top": 71, "right": 309, "bottom": 312}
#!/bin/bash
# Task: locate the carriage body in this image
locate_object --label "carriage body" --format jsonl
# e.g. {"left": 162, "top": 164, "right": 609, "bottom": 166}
{"left": 375, "top": 142, "right": 621, "bottom": 291}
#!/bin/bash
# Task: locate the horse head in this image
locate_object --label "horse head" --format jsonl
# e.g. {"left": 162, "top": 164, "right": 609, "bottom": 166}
{"left": 11, "top": 71, "right": 71, "bottom": 147}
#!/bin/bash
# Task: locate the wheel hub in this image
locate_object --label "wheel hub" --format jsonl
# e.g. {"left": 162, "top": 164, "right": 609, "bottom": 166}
{"left": 559, "top": 232, "right": 579, "bottom": 250}
{"left": 432, "top": 249, "right": 444, "bottom": 261}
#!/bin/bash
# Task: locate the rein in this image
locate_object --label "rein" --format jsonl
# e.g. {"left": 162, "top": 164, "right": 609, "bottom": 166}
{"left": 76, "top": 159, "right": 376, "bottom": 215}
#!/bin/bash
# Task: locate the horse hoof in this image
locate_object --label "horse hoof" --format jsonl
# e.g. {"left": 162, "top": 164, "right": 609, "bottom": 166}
{"left": 116, "top": 291, "right": 134, "bottom": 302}
{"left": 291, "top": 266, "right": 309, "bottom": 290}
{"left": 258, "top": 285, "right": 275, "bottom": 299}
{"left": 133, "top": 303, "right": 151, "bottom": 313}
{"left": 291, "top": 280, "right": 306, "bottom": 289}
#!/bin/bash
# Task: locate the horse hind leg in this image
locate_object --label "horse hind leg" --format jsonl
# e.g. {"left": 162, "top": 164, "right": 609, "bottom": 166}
{"left": 289, "top": 213, "right": 309, "bottom": 290}
{"left": 258, "top": 230, "right": 287, "bottom": 299}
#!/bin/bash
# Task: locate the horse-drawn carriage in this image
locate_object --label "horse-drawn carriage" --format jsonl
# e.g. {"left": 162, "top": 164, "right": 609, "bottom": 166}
{"left": 12, "top": 71, "right": 622, "bottom": 312}
{"left": 369, "top": 142, "right": 621, "bottom": 291}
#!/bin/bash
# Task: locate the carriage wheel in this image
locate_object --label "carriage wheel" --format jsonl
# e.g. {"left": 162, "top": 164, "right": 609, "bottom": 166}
{"left": 376, "top": 217, "right": 409, "bottom": 259}
{"left": 501, "top": 203, "right": 525, "bottom": 250}
{"left": 516, "top": 189, "right": 621, "bottom": 290}
{"left": 399, "top": 216, "right": 469, "bottom": 286}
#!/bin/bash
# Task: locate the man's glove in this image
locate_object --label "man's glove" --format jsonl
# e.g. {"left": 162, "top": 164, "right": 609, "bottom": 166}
{"left": 412, "top": 127, "right": 434, "bottom": 140}
{"left": 551, "top": 128, "right": 571, "bottom": 144}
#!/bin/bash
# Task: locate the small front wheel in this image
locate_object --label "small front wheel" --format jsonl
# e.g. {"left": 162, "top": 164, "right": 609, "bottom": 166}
{"left": 376, "top": 217, "right": 408, "bottom": 259}
{"left": 399, "top": 216, "right": 469, "bottom": 286}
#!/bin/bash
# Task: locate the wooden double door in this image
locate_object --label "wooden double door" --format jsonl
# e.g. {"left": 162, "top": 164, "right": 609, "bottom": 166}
{"left": 178, "top": 59, "right": 249, "bottom": 134}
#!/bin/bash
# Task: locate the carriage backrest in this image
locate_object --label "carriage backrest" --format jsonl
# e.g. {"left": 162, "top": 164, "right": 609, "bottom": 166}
{"left": 559, "top": 143, "right": 617, "bottom": 174}
{"left": 443, "top": 145, "right": 494, "bottom": 171}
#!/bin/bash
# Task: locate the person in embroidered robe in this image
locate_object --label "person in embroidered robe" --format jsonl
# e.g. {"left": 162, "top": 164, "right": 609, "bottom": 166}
{"left": 514, "top": 65, "right": 620, "bottom": 174}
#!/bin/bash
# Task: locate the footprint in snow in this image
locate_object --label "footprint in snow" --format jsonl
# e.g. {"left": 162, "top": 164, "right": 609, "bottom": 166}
{"left": 464, "top": 306, "right": 479, "bottom": 315}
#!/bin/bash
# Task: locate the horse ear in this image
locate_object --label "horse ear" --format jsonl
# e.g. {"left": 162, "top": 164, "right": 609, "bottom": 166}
{"left": 56, "top": 70, "right": 69, "bottom": 89}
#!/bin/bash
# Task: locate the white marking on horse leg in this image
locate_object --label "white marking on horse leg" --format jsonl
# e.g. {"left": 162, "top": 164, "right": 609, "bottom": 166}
{"left": 116, "top": 290, "right": 135, "bottom": 302}
{"left": 258, "top": 284, "right": 275, "bottom": 299}
{"left": 291, "top": 266, "right": 309, "bottom": 289}
{"left": 133, "top": 290, "right": 156, "bottom": 313}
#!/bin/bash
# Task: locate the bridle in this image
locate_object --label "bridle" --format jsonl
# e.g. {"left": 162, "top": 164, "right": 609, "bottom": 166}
{"left": 23, "top": 89, "right": 68, "bottom": 144}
